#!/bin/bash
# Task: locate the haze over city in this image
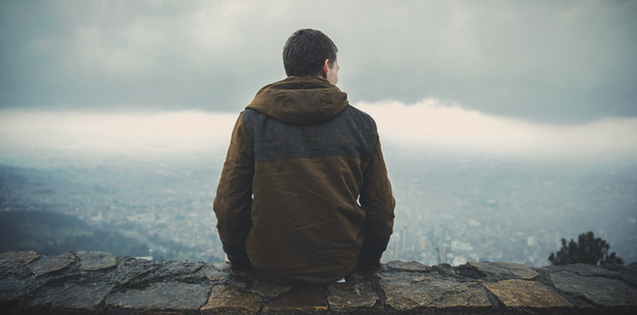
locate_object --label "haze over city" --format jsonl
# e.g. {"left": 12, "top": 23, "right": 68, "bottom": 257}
{"left": 1, "top": 0, "right": 636, "bottom": 265}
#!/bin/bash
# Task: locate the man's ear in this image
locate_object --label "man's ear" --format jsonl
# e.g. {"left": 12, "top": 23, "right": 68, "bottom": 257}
{"left": 320, "top": 59, "right": 330, "bottom": 79}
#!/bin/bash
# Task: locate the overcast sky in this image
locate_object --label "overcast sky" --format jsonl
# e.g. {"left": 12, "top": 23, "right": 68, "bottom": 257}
{"left": 1, "top": 0, "right": 636, "bottom": 123}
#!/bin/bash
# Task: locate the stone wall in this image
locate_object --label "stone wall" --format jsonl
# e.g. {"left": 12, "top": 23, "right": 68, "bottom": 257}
{"left": 1, "top": 250, "right": 636, "bottom": 314}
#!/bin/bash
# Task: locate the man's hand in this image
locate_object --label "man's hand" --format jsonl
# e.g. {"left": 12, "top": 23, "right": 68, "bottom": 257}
{"left": 357, "top": 235, "right": 390, "bottom": 270}
{"left": 222, "top": 241, "right": 252, "bottom": 269}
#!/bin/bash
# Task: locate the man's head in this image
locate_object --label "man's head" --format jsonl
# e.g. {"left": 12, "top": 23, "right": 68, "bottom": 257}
{"left": 283, "top": 29, "right": 339, "bottom": 85}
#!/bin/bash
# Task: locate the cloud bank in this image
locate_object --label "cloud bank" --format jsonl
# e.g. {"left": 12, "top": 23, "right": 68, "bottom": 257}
{"left": 356, "top": 100, "right": 637, "bottom": 160}
{"left": 2, "top": 100, "right": 635, "bottom": 163}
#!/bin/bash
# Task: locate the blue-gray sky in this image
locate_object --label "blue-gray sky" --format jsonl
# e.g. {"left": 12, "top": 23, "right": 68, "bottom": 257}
{"left": 1, "top": 0, "right": 636, "bottom": 123}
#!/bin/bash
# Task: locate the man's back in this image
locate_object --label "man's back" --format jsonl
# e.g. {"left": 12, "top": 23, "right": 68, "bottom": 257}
{"left": 213, "top": 29, "right": 394, "bottom": 285}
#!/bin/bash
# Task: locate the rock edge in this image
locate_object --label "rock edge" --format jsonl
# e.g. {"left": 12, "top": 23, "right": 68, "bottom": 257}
{"left": 1, "top": 251, "right": 636, "bottom": 314}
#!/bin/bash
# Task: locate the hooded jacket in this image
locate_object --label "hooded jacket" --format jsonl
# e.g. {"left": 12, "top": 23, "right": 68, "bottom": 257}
{"left": 213, "top": 76, "right": 395, "bottom": 285}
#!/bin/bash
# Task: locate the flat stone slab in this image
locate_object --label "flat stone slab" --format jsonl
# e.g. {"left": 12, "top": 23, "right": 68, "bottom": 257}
{"left": 551, "top": 272, "right": 637, "bottom": 307}
{"left": 213, "top": 262, "right": 233, "bottom": 273}
{"left": 606, "top": 263, "right": 637, "bottom": 287}
{"left": 112, "top": 257, "right": 163, "bottom": 285}
{"left": 387, "top": 260, "right": 432, "bottom": 272}
{"left": 202, "top": 264, "right": 225, "bottom": 282}
{"left": 250, "top": 277, "right": 295, "bottom": 300}
{"left": 0, "top": 250, "right": 40, "bottom": 267}
{"left": 327, "top": 280, "right": 378, "bottom": 313}
{"left": 562, "top": 263, "right": 619, "bottom": 278}
{"left": 380, "top": 272, "right": 491, "bottom": 311}
{"left": 0, "top": 251, "right": 40, "bottom": 278}
{"left": 201, "top": 284, "right": 262, "bottom": 315}
{"left": 467, "top": 261, "right": 539, "bottom": 280}
{"left": 483, "top": 279, "right": 573, "bottom": 308}
{"left": 27, "top": 252, "right": 75, "bottom": 277}
{"left": 106, "top": 282, "right": 211, "bottom": 312}
{"left": 26, "top": 284, "right": 114, "bottom": 312}
{"left": 141, "top": 260, "right": 206, "bottom": 283}
{"left": 77, "top": 251, "right": 117, "bottom": 271}
{"left": 267, "top": 287, "right": 328, "bottom": 315}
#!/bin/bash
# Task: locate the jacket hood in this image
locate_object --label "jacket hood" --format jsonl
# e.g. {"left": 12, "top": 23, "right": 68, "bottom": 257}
{"left": 246, "top": 76, "right": 349, "bottom": 125}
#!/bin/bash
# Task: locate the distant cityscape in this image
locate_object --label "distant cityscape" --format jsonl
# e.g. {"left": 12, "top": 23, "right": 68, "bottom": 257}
{"left": 1, "top": 152, "right": 635, "bottom": 266}
{"left": 385, "top": 154, "right": 637, "bottom": 266}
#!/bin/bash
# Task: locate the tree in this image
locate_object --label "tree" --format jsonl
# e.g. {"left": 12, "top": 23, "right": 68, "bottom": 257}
{"left": 549, "top": 231, "right": 624, "bottom": 266}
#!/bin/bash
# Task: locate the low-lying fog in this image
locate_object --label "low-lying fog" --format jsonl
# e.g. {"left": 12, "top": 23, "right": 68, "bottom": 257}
{"left": 1, "top": 100, "right": 636, "bottom": 265}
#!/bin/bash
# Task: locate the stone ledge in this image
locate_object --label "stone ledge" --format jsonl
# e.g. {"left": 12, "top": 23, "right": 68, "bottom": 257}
{"left": 1, "top": 250, "right": 636, "bottom": 314}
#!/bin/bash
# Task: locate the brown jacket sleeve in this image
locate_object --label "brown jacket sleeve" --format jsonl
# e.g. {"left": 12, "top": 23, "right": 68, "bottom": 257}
{"left": 213, "top": 114, "right": 254, "bottom": 249}
{"left": 358, "top": 137, "right": 395, "bottom": 264}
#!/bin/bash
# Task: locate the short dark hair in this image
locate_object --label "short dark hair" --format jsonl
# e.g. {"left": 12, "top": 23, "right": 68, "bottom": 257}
{"left": 283, "top": 29, "right": 338, "bottom": 77}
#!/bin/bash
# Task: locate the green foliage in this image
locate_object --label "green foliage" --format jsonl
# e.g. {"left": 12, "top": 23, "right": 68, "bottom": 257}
{"left": 549, "top": 231, "right": 624, "bottom": 266}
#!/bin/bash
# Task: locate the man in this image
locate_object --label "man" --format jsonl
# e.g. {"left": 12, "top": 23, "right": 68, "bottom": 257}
{"left": 213, "top": 29, "right": 395, "bottom": 285}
